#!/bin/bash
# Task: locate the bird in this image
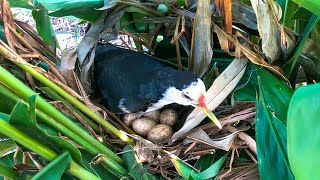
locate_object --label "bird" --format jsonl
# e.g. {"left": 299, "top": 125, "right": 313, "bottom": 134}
{"left": 93, "top": 43, "right": 221, "bottom": 128}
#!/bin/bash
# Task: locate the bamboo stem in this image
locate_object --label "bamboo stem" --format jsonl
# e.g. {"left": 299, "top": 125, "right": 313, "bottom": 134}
{"left": 0, "top": 65, "right": 125, "bottom": 165}
{"left": 0, "top": 83, "right": 128, "bottom": 176}
{"left": 0, "top": 119, "right": 99, "bottom": 180}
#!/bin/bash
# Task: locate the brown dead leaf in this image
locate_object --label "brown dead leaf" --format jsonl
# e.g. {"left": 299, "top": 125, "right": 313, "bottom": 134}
{"left": 213, "top": 23, "right": 290, "bottom": 84}
{"left": 215, "top": 0, "right": 232, "bottom": 34}
{"left": 1, "top": 0, "right": 18, "bottom": 50}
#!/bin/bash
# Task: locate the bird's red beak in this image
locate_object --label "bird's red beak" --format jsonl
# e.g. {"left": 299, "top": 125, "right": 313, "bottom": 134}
{"left": 197, "top": 94, "right": 222, "bottom": 129}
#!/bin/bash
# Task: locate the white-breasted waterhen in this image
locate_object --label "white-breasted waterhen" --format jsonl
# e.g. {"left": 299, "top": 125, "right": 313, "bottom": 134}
{"left": 94, "top": 43, "right": 221, "bottom": 128}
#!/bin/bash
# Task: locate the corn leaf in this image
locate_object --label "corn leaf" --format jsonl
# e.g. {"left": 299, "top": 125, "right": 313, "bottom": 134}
{"left": 256, "top": 68, "right": 294, "bottom": 180}
{"left": 287, "top": 83, "right": 320, "bottom": 179}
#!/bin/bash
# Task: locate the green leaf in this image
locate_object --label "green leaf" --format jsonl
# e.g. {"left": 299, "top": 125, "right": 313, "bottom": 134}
{"left": 292, "top": 0, "right": 320, "bottom": 17}
{"left": 32, "top": 152, "right": 72, "bottom": 180}
{"left": 122, "top": 145, "right": 156, "bottom": 180}
{"left": 97, "top": 0, "right": 118, "bottom": 10}
{"left": 0, "top": 149, "right": 24, "bottom": 167}
{"left": 8, "top": 0, "right": 31, "bottom": 9}
{"left": 0, "top": 112, "right": 10, "bottom": 122}
{"left": 79, "top": 149, "right": 119, "bottom": 179}
{"left": 234, "top": 63, "right": 258, "bottom": 102}
{"left": 283, "top": 15, "right": 320, "bottom": 76}
{"left": 9, "top": 95, "right": 84, "bottom": 167}
{"left": 0, "top": 138, "right": 17, "bottom": 157}
{"left": 32, "top": 3, "right": 57, "bottom": 48}
{"left": 36, "top": 0, "right": 103, "bottom": 10}
{"left": 287, "top": 83, "right": 320, "bottom": 179}
{"left": 256, "top": 68, "right": 294, "bottom": 180}
{"left": 0, "top": 162, "right": 19, "bottom": 180}
{"left": 48, "top": 6, "right": 102, "bottom": 22}
{"left": 257, "top": 68, "right": 293, "bottom": 122}
{"left": 171, "top": 153, "right": 228, "bottom": 179}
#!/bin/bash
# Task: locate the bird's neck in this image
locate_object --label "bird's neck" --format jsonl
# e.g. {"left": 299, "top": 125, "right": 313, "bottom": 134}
{"left": 145, "top": 86, "right": 181, "bottom": 113}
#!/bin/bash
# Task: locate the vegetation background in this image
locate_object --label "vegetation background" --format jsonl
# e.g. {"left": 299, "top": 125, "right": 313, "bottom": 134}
{"left": 0, "top": 0, "right": 319, "bottom": 179}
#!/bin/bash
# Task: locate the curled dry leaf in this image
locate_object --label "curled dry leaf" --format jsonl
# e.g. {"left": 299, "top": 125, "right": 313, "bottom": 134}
{"left": 250, "top": 0, "right": 295, "bottom": 64}
{"left": 250, "top": 0, "right": 282, "bottom": 63}
{"left": 213, "top": 23, "right": 290, "bottom": 84}
{"left": 59, "top": 47, "right": 80, "bottom": 93}
{"left": 1, "top": 0, "right": 20, "bottom": 50}
{"left": 171, "top": 57, "right": 247, "bottom": 142}
{"left": 184, "top": 128, "right": 239, "bottom": 151}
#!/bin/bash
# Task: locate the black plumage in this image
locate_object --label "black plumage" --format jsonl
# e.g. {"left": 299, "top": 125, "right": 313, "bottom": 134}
{"left": 93, "top": 43, "right": 198, "bottom": 113}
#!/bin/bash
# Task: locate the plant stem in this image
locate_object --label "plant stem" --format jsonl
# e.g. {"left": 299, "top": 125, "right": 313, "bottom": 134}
{"left": 0, "top": 118, "right": 99, "bottom": 180}
{"left": 40, "top": 87, "right": 100, "bottom": 132}
{"left": 0, "top": 41, "right": 134, "bottom": 146}
{"left": 0, "top": 83, "right": 128, "bottom": 176}
{"left": 0, "top": 65, "right": 125, "bottom": 165}
{"left": 0, "top": 162, "right": 19, "bottom": 180}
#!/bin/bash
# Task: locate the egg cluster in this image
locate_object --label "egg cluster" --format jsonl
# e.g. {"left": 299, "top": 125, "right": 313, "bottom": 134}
{"left": 123, "top": 109, "right": 178, "bottom": 143}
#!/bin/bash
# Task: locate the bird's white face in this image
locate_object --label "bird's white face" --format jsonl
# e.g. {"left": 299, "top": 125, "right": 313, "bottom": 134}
{"left": 149, "top": 78, "right": 222, "bottom": 128}
{"left": 159, "top": 78, "right": 207, "bottom": 107}
{"left": 179, "top": 78, "right": 207, "bottom": 107}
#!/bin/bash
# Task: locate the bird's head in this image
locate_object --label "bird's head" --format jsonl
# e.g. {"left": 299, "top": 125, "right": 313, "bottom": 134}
{"left": 164, "top": 78, "right": 222, "bottom": 128}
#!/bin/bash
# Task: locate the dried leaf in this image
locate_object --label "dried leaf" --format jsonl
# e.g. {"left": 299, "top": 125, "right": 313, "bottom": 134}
{"left": 213, "top": 23, "right": 290, "bottom": 84}
{"left": 190, "top": 0, "right": 212, "bottom": 76}
{"left": 134, "top": 141, "right": 154, "bottom": 163}
{"left": 171, "top": 58, "right": 247, "bottom": 142}
{"left": 1, "top": 0, "right": 19, "bottom": 50}
{"left": 250, "top": 0, "right": 294, "bottom": 64}
{"left": 184, "top": 128, "right": 239, "bottom": 151}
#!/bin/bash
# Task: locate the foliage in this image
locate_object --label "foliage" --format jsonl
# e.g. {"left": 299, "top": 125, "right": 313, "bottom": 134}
{"left": 287, "top": 83, "right": 320, "bottom": 179}
{"left": 1, "top": 0, "right": 320, "bottom": 179}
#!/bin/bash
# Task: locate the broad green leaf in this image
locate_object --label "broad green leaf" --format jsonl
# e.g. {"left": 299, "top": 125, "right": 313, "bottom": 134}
{"left": 32, "top": 152, "right": 71, "bottom": 180}
{"left": 32, "top": 3, "right": 57, "bottom": 48}
{"left": 9, "top": 95, "right": 84, "bottom": 166}
{"left": 36, "top": 0, "right": 103, "bottom": 11}
{"left": 197, "top": 153, "right": 228, "bottom": 179}
{"left": 256, "top": 68, "right": 294, "bottom": 180}
{"left": 287, "top": 83, "right": 320, "bottom": 179}
{"left": 292, "top": 0, "right": 320, "bottom": 17}
{"left": 257, "top": 68, "right": 293, "bottom": 122}
{"left": 171, "top": 153, "right": 228, "bottom": 179}
{"left": 194, "top": 154, "right": 216, "bottom": 172}
{"left": 8, "top": 0, "right": 30, "bottom": 9}
{"left": 97, "top": 0, "right": 119, "bottom": 10}
{"left": 122, "top": 145, "right": 156, "bottom": 180}
{"left": 0, "top": 162, "right": 18, "bottom": 180}
{"left": 48, "top": 6, "right": 102, "bottom": 22}
{"left": 0, "top": 112, "right": 10, "bottom": 122}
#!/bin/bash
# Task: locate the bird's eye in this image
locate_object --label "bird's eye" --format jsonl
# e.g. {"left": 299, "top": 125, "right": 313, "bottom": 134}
{"left": 182, "top": 93, "right": 192, "bottom": 101}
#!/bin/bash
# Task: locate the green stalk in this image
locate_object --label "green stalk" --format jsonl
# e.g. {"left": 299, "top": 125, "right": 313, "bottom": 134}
{"left": 0, "top": 118, "right": 99, "bottom": 180}
{"left": 40, "top": 87, "right": 100, "bottom": 132}
{"left": 0, "top": 83, "right": 128, "bottom": 176}
{"left": 0, "top": 42, "right": 134, "bottom": 146}
{"left": 0, "top": 66, "right": 124, "bottom": 165}
{"left": 0, "top": 162, "right": 19, "bottom": 180}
